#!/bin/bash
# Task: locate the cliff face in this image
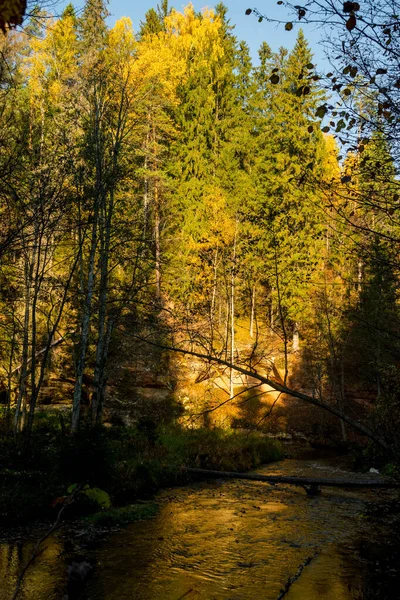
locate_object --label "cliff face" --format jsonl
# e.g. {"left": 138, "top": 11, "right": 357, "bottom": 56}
{"left": 102, "top": 331, "right": 296, "bottom": 433}
{"left": 31, "top": 321, "right": 347, "bottom": 442}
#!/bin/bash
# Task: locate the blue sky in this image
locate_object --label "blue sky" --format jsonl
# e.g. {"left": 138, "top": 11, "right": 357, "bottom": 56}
{"left": 58, "top": 0, "right": 329, "bottom": 68}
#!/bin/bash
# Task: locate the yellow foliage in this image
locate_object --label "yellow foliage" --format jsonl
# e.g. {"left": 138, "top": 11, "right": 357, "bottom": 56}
{"left": 135, "top": 4, "right": 225, "bottom": 104}
{"left": 106, "top": 16, "right": 136, "bottom": 78}
{"left": 322, "top": 134, "right": 341, "bottom": 182}
{"left": 25, "top": 14, "right": 78, "bottom": 106}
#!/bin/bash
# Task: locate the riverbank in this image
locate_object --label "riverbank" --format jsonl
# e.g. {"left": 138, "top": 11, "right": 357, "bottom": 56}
{"left": 0, "top": 414, "right": 283, "bottom": 527}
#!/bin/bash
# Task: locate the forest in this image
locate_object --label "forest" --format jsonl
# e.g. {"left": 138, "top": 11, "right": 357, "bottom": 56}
{"left": 0, "top": 0, "right": 400, "bottom": 531}
{"left": 2, "top": 0, "right": 400, "bottom": 597}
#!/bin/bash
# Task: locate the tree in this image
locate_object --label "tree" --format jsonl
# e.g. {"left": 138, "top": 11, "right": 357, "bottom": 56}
{"left": 0, "top": 7, "right": 81, "bottom": 433}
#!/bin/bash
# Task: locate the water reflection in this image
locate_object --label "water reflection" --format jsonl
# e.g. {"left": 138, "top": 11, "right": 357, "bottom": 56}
{"left": 0, "top": 455, "right": 394, "bottom": 600}
{"left": 0, "top": 536, "right": 65, "bottom": 600}
{"left": 84, "top": 459, "right": 382, "bottom": 600}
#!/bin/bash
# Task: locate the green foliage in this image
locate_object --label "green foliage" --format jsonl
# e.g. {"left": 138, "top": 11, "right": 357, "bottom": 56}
{"left": 1, "top": 0, "right": 400, "bottom": 499}
{"left": 381, "top": 463, "right": 400, "bottom": 478}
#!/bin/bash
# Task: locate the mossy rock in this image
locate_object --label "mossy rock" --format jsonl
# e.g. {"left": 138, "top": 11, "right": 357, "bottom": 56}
{"left": 68, "top": 484, "right": 111, "bottom": 509}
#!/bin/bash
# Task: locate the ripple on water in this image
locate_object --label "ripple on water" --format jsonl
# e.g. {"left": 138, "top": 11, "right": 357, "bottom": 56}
{"left": 0, "top": 455, "right": 395, "bottom": 600}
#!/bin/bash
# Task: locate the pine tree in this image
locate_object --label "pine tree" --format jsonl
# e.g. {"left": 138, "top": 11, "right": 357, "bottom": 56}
{"left": 241, "top": 31, "right": 328, "bottom": 360}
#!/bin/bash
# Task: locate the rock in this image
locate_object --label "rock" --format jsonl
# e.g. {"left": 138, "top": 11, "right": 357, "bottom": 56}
{"left": 266, "top": 432, "right": 293, "bottom": 441}
{"left": 66, "top": 560, "right": 92, "bottom": 599}
{"left": 369, "top": 468, "right": 380, "bottom": 474}
{"left": 67, "top": 484, "right": 111, "bottom": 509}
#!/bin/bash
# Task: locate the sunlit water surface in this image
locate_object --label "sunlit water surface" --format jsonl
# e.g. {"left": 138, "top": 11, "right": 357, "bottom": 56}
{"left": 1, "top": 453, "right": 398, "bottom": 599}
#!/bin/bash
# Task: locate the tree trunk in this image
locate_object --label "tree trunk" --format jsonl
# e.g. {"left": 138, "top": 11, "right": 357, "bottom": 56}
{"left": 230, "top": 224, "right": 237, "bottom": 399}
{"left": 210, "top": 246, "right": 218, "bottom": 327}
{"left": 274, "top": 248, "right": 288, "bottom": 384}
{"left": 340, "top": 355, "right": 347, "bottom": 442}
{"left": 93, "top": 183, "right": 115, "bottom": 426}
{"left": 187, "top": 468, "right": 398, "bottom": 488}
{"left": 71, "top": 203, "right": 99, "bottom": 433}
{"left": 292, "top": 322, "right": 300, "bottom": 352}
{"left": 250, "top": 285, "right": 255, "bottom": 338}
{"left": 154, "top": 181, "right": 161, "bottom": 302}
{"left": 14, "top": 239, "right": 36, "bottom": 434}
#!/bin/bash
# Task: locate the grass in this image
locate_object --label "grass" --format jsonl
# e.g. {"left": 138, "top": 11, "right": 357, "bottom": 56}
{"left": 159, "top": 426, "right": 283, "bottom": 472}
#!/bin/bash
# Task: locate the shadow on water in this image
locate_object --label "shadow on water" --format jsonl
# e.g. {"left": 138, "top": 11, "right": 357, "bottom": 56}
{"left": 1, "top": 453, "right": 400, "bottom": 600}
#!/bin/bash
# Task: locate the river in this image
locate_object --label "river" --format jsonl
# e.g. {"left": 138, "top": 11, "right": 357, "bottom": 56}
{"left": 1, "top": 450, "right": 399, "bottom": 599}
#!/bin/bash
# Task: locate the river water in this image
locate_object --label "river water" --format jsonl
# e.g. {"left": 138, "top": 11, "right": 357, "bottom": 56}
{"left": 1, "top": 451, "right": 399, "bottom": 600}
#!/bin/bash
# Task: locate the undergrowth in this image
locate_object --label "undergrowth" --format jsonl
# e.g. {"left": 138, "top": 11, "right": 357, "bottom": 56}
{"left": 0, "top": 412, "right": 282, "bottom": 526}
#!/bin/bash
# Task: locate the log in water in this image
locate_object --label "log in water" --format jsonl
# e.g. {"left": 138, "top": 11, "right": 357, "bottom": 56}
{"left": 187, "top": 467, "right": 400, "bottom": 488}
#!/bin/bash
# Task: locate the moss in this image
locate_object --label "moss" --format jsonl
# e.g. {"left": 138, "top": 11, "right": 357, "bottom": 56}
{"left": 83, "top": 502, "right": 158, "bottom": 527}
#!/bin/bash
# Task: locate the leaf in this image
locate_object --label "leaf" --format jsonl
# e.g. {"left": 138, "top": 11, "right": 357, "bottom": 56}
{"left": 272, "top": 67, "right": 279, "bottom": 73}
{"left": 350, "top": 66, "right": 358, "bottom": 77}
{"left": 277, "top": 1, "right": 283, "bottom": 4}
{"left": 335, "top": 119, "right": 346, "bottom": 132}
{"left": 306, "top": 62, "right": 314, "bottom": 69}
{"left": 245, "top": 8, "right": 252, "bottom": 15}
{"left": 322, "top": 126, "right": 330, "bottom": 132}
{"left": 343, "top": 88, "right": 352, "bottom": 95}
{"left": 346, "top": 15, "right": 356, "bottom": 31}
{"left": 51, "top": 496, "right": 66, "bottom": 508}
{"left": 258, "top": 16, "right": 263, "bottom": 22}
{"left": 326, "top": 72, "right": 333, "bottom": 78}
{"left": 316, "top": 104, "right": 328, "bottom": 118}
{"left": 376, "top": 68, "right": 388, "bottom": 75}
{"left": 307, "top": 125, "right": 313, "bottom": 133}
{"left": 270, "top": 74, "right": 280, "bottom": 84}
{"left": 341, "top": 175, "right": 352, "bottom": 183}
{"left": 285, "top": 22, "right": 293, "bottom": 31}
{"left": 394, "top": 79, "right": 400, "bottom": 89}
{"left": 343, "top": 2, "right": 360, "bottom": 12}
{"left": 302, "top": 85, "right": 311, "bottom": 95}
{"left": 68, "top": 483, "right": 89, "bottom": 493}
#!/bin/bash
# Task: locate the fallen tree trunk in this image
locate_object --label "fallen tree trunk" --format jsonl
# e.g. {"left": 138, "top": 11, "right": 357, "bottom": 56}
{"left": 187, "top": 467, "right": 400, "bottom": 488}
